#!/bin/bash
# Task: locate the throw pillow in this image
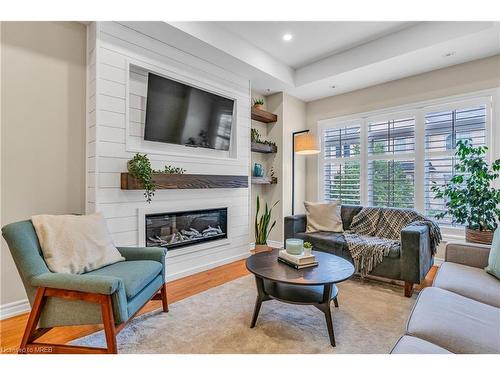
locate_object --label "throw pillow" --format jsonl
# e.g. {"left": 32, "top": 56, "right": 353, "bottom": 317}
{"left": 304, "top": 201, "right": 343, "bottom": 233}
{"left": 31, "top": 213, "right": 125, "bottom": 274}
{"left": 485, "top": 228, "right": 500, "bottom": 280}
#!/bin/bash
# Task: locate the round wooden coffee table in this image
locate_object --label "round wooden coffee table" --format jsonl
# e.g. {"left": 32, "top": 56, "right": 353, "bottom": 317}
{"left": 246, "top": 249, "right": 354, "bottom": 347}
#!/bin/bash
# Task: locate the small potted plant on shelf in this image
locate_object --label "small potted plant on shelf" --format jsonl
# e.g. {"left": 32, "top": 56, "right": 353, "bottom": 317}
{"left": 254, "top": 195, "right": 279, "bottom": 253}
{"left": 431, "top": 140, "right": 500, "bottom": 244}
{"left": 270, "top": 166, "right": 277, "bottom": 184}
{"left": 251, "top": 128, "right": 278, "bottom": 153}
{"left": 251, "top": 128, "right": 261, "bottom": 144}
{"left": 253, "top": 98, "right": 264, "bottom": 110}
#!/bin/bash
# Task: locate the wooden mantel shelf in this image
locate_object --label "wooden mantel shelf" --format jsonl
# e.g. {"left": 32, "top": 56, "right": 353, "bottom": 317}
{"left": 251, "top": 107, "right": 277, "bottom": 123}
{"left": 121, "top": 173, "right": 248, "bottom": 190}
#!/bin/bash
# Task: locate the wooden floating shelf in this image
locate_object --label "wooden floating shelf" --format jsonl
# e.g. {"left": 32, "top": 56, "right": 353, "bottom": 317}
{"left": 251, "top": 142, "right": 277, "bottom": 154}
{"left": 121, "top": 173, "right": 248, "bottom": 190}
{"left": 251, "top": 177, "right": 278, "bottom": 185}
{"left": 251, "top": 107, "right": 278, "bottom": 123}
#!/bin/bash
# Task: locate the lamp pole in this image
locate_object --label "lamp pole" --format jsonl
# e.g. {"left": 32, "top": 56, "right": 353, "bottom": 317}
{"left": 292, "top": 130, "right": 310, "bottom": 215}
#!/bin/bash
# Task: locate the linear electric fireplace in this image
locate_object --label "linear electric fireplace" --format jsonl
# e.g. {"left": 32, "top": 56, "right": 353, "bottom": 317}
{"left": 145, "top": 208, "right": 227, "bottom": 250}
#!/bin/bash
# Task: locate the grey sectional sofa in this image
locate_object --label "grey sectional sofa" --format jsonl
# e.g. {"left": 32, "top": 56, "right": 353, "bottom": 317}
{"left": 391, "top": 241, "right": 500, "bottom": 354}
{"left": 284, "top": 205, "right": 434, "bottom": 297}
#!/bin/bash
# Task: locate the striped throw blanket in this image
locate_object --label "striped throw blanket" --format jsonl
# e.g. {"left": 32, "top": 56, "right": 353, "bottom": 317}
{"left": 344, "top": 207, "right": 441, "bottom": 276}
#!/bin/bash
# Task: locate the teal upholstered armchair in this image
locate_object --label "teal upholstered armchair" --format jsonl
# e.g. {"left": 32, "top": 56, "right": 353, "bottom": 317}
{"left": 2, "top": 219, "right": 168, "bottom": 354}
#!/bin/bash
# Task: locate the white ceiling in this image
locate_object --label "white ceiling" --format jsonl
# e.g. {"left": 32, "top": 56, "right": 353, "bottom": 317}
{"left": 215, "top": 21, "right": 417, "bottom": 69}
{"left": 124, "top": 21, "right": 500, "bottom": 102}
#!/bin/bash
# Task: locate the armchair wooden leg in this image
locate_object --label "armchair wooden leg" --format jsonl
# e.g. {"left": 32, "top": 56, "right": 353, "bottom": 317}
{"left": 100, "top": 295, "right": 118, "bottom": 354}
{"left": 18, "top": 285, "right": 164, "bottom": 354}
{"left": 404, "top": 282, "right": 414, "bottom": 297}
{"left": 19, "top": 287, "right": 47, "bottom": 354}
{"left": 160, "top": 283, "right": 169, "bottom": 312}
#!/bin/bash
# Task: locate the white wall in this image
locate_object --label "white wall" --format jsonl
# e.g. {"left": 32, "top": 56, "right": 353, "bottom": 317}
{"left": 88, "top": 22, "right": 251, "bottom": 280}
{"left": 263, "top": 93, "right": 284, "bottom": 243}
{"left": 1, "top": 22, "right": 87, "bottom": 317}
{"left": 282, "top": 93, "right": 307, "bottom": 218}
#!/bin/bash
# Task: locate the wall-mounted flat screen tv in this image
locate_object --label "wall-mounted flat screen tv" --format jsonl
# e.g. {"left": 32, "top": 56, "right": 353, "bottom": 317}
{"left": 144, "top": 73, "right": 235, "bottom": 151}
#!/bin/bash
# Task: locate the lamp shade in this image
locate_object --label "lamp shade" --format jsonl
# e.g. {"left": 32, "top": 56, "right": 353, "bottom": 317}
{"left": 294, "top": 132, "right": 320, "bottom": 155}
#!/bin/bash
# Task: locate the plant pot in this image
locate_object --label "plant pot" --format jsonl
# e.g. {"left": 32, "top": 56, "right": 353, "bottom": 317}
{"left": 465, "top": 227, "right": 494, "bottom": 245}
{"left": 254, "top": 244, "right": 270, "bottom": 253}
{"left": 253, "top": 104, "right": 263, "bottom": 110}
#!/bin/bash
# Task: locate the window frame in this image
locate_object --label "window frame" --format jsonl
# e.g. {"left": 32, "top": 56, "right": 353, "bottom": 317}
{"left": 365, "top": 110, "right": 417, "bottom": 209}
{"left": 321, "top": 120, "right": 363, "bottom": 205}
{"left": 317, "top": 88, "right": 498, "bottom": 240}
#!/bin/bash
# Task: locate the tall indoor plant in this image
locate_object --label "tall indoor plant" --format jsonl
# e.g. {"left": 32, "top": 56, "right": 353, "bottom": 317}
{"left": 254, "top": 195, "right": 278, "bottom": 253}
{"left": 431, "top": 140, "right": 500, "bottom": 244}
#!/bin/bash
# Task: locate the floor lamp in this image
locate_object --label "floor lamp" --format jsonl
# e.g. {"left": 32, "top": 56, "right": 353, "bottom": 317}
{"left": 292, "top": 130, "right": 320, "bottom": 214}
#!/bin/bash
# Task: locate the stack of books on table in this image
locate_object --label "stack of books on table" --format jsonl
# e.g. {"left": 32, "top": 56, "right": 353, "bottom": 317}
{"left": 278, "top": 250, "right": 318, "bottom": 269}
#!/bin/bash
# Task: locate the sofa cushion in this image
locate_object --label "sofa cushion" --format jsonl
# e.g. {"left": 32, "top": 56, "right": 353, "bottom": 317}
{"left": 296, "top": 231, "right": 346, "bottom": 250}
{"left": 340, "top": 205, "right": 363, "bottom": 231}
{"left": 391, "top": 335, "right": 452, "bottom": 354}
{"left": 31, "top": 213, "right": 125, "bottom": 274}
{"left": 406, "top": 287, "right": 500, "bottom": 354}
{"left": 295, "top": 231, "right": 400, "bottom": 259}
{"left": 433, "top": 262, "right": 500, "bottom": 308}
{"left": 304, "top": 201, "right": 343, "bottom": 233}
{"left": 85, "top": 260, "right": 162, "bottom": 299}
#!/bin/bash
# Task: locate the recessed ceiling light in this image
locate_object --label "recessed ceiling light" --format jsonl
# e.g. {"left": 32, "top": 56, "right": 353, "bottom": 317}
{"left": 443, "top": 51, "right": 456, "bottom": 58}
{"left": 283, "top": 33, "right": 293, "bottom": 41}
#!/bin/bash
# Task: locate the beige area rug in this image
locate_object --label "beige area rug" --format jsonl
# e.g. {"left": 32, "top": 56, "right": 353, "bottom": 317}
{"left": 72, "top": 275, "right": 416, "bottom": 353}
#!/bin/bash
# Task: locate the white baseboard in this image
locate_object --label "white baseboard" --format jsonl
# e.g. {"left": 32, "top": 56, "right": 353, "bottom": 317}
{"left": 434, "top": 257, "right": 444, "bottom": 266}
{"left": 166, "top": 251, "right": 250, "bottom": 282}
{"left": 248, "top": 240, "right": 284, "bottom": 250}
{"left": 0, "top": 299, "right": 30, "bottom": 320}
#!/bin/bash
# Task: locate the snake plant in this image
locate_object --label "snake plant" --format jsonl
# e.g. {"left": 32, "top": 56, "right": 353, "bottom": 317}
{"left": 255, "top": 195, "right": 279, "bottom": 245}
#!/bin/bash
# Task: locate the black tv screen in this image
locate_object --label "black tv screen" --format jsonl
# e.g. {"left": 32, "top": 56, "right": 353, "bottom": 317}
{"left": 144, "top": 73, "right": 234, "bottom": 151}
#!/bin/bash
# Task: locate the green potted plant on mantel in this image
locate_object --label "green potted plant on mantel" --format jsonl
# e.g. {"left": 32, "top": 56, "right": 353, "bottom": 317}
{"left": 254, "top": 195, "right": 279, "bottom": 253}
{"left": 127, "top": 153, "right": 186, "bottom": 204}
{"left": 431, "top": 140, "right": 500, "bottom": 244}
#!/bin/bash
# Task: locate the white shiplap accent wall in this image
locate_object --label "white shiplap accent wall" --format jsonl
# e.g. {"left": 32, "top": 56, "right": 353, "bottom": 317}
{"left": 87, "top": 22, "right": 251, "bottom": 280}
{"left": 86, "top": 22, "right": 98, "bottom": 215}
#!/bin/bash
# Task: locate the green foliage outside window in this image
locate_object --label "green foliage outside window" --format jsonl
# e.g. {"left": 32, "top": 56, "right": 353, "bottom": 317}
{"left": 328, "top": 142, "right": 414, "bottom": 208}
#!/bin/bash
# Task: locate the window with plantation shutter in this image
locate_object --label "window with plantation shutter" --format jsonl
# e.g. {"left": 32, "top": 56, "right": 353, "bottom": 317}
{"left": 322, "top": 125, "right": 361, "bottom": 205}
{"left": 424, "top": 105, "right": 487, "bottom": 225}
{"left": 367, "top": 116, "right": 416, "bottom": 208}
{"left": 368, "top": 159, "right": 415, "bottom": 208}
{"left": 324, "top": 161, "right": 361, "bottom": 204}
{"left": 320, "top": 94, "right": 492, "bottom": 231}
{"left": 367, "top": 117, "right": 415, "bottom": 155}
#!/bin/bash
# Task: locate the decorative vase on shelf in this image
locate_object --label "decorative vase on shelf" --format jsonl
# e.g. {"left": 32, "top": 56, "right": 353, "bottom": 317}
{"left": 253, "top": 163, "right": 265, "bottom": 177}
{"left": 254, "top": 104, "right": 263, "bottom": 110}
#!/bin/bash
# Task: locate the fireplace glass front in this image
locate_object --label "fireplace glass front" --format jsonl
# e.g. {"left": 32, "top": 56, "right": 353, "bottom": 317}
{"left": 145, "top": 208, "right": 228, "bottom": 250}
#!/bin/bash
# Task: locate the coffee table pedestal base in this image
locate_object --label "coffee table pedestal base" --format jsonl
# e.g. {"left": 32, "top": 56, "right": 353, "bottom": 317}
{"left": 250, "top": 276, "right": 339, "bottom": 347}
